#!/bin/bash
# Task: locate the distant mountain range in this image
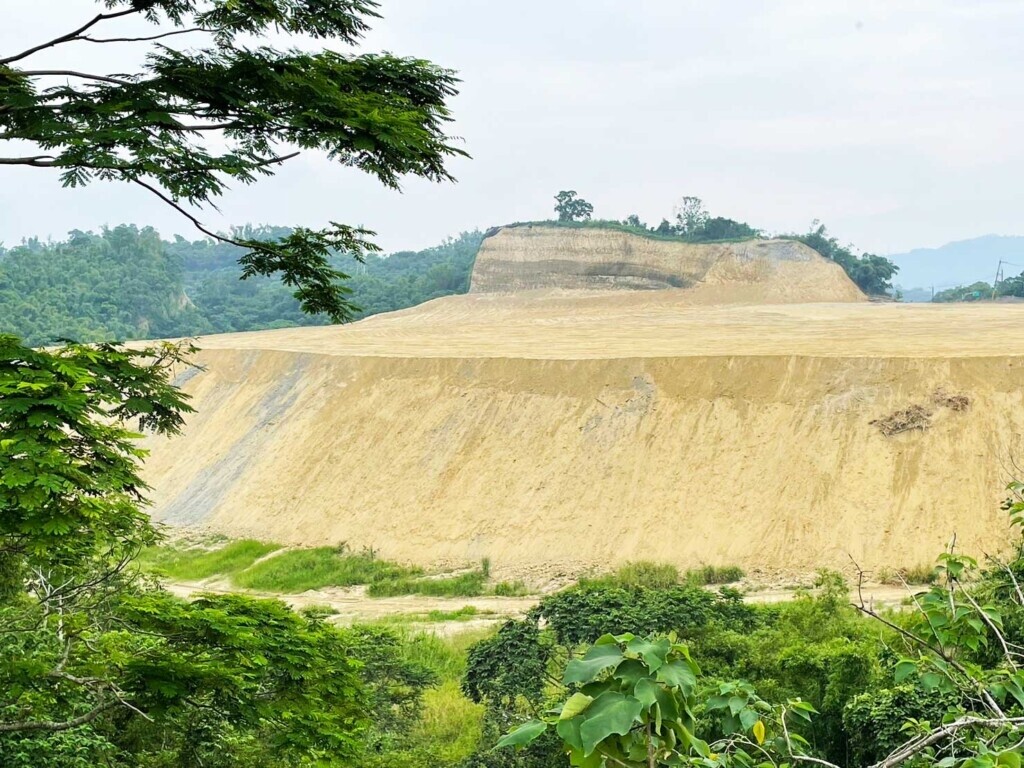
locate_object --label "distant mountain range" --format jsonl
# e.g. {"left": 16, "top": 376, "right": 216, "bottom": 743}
{"left": 888, "top": 235, "right": 1024, "bottom": 294}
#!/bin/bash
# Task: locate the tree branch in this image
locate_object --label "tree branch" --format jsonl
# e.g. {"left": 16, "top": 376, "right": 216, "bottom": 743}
{"left": 0, "top": 8, "right": 144, "bottom": 65}
{"left": 870, "top": 716, "right": 1024, "bottom": 768}
{"left": 130, "top": 156, "right": 298, "bottom": 246}
{"left": 780, "top": 709, "right": 842, "bottom": 768}
{"left": 82, "top": 27, "right": 211, "bottom": 45}
{"left": 16, "top": 70, "right": 136, "bottom": 87}
{"left": 0, "top": 698, "right": 120, "bottom": 733}
{"left": 0, "top": 156, "right": 56, "bottom": 166}
{"left": 131, "top": 178, "right": 257, "bottom": 247}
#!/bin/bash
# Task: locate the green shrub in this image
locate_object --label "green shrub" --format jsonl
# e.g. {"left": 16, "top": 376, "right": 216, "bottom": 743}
{"left": 138, "top": 539, "right": 280, "bottom": 581}
{"left": 901, "top": 564, "right": 939, "bottom": 585}
{"left": 876, "top": 564, "right": 938, "bottom": 586}
{"left": 684, "top": 564, "right": 745, "bottom": 586}
{"left": 538, "top": 582, "right": 760, "bottom": 647}
{"left": 492, "top": 580, "right": 529, "bottom": 596}
{"left": 233, "top": 545, "right": 421, "bottom": 592}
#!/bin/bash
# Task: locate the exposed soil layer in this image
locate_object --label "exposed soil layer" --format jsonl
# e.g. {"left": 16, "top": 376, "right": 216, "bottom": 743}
{"left": 143, "top": 295, "right": 1024, "bottom": 578}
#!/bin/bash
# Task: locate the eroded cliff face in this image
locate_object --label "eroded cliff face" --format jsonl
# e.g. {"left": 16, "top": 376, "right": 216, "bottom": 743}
{"left": 468, "top": 225, "right": 865, "bottom": 302}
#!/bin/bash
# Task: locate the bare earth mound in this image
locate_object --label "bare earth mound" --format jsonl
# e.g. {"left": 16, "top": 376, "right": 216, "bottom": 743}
{"left": 141, "top": 227, "right": 1024, "bottom": 580}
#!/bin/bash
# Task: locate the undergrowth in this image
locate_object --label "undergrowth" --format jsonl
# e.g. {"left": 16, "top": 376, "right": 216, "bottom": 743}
{"left": 877, "top": 564, "right": 939, "bottom": 586}
{"left": 581, "top": 560, "right": 681, "bottom": 589}
{"left": 233, "top": 545, "right": 421, "bottom": 592}
{"left": 368, "top": 569, "right": 488, "bottom": 598}
{"left": 141, "top": 541, "right": 529, "bottom": 597}
{"left": 685, "top": 564, "right": 746, "bottom": 586}
{"left": 137, "top": 539, "right": 280, "bottom": 581}
{"left": 579, "top": 560, "right": 745, "bottom": 589}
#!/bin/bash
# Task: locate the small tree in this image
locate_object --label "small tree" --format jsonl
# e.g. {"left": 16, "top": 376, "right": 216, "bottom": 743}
{"left": 554, "top": 191, "right": 594, "bottom": 223}
{"left": 674, "top": 196, "right": 708, "bottom": 238}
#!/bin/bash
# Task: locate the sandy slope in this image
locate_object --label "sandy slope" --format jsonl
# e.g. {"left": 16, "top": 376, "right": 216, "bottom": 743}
{"left": 143, "top": 293, "right": 1024, "bottom": 580}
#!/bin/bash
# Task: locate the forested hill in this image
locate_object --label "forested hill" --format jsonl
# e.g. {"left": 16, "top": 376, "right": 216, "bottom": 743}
{"left": 0, "top": 225, "right": 483, "bottom": 346}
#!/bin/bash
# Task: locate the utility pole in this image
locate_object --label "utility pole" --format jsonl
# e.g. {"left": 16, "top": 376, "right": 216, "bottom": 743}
{"left": 992, "top": 260, "right": 1004, "bottom": 301}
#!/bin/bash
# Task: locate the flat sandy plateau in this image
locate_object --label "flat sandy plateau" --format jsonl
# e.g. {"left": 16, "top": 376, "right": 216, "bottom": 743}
{"left": 144, "top": 293, "right": 1024, "bottom": 582}
{"left": 195, "top": 293, "right": 1024, "bottom": 359}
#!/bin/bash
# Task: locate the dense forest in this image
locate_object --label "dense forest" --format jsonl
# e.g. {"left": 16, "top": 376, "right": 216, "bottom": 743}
{"left": 0, "top": 226, "right": 483, "bottom": 346}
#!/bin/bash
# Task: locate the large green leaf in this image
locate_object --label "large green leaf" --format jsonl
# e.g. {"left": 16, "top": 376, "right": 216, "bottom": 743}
{"left": 654, "top": 684, "right": 683, "bottom": 725}
{"left": 615, "top": 658, "right": 651, "bottom": 689}
{"left": 634, "top": 677, "right": 659, "bottom": 708}
{"left": 564, "top": 643, "right": 625, "bottom": 685}
{"left": 579, "top": 691, "right": 643, "bottom": 755}
{"left": 656, "top": 659, "right": 697, "bottom": 693}
{"left": 557, "top": 716, "right": 585, "bottom": 751}
{"left": 626, "top": 636, "right": 671, "bottom": 672}
{"left": 561, "top": 692, "right": 595, "bottom": 720}
{"left": 496, "top": 719, "right": 548, "bottom": 750}
{"left": 568, "top": 746, "right": 605, "bottom": 767}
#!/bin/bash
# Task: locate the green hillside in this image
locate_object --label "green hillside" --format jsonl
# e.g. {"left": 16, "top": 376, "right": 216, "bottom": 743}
{"left": 0, "top": 226, "right": 483, "bottom": 346}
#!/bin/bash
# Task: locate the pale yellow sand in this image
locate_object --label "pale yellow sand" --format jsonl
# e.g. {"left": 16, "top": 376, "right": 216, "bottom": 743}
{"left": 142, "top": 293, "right": 1024, "bottom": 580}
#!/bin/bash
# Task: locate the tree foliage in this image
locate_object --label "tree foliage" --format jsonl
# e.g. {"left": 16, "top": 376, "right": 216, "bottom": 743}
{"left": 554, "top": 191, "right": 595, "bottom": 223}
{"left": 0, "top": 0, "right": 465, "bottom": 322}
{"left": 789, "top": 221, "right": 899, "bottom": 295}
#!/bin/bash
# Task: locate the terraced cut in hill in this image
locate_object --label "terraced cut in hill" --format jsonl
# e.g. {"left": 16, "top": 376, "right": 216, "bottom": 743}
{"left": 141, "top": 226, "right": 1024, "bottom": 581}
{"left": 469, "top": 225, "right": 865, "bottom": 300}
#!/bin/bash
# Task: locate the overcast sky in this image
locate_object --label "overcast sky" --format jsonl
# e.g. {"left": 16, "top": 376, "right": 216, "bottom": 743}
{"left": 2, "top": 0, "right": 1023, "bottom": 255}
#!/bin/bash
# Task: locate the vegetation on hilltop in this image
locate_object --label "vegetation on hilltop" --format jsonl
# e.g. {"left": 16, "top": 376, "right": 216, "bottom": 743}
{"left": 538, "top": 193, "right": 899, "bottom": 295}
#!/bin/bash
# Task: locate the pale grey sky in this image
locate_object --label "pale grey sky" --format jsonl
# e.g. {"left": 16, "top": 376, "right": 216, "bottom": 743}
{"left": 2, "top": 0, "right": 1022, "bottom": 254}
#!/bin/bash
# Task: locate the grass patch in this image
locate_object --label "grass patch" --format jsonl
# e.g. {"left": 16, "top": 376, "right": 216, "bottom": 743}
{"left": 580, "top": 560, "right": 682, "bottom": 589}
{"left": 877, "top": 565, "right": 939, "bottom": 586}
{"left": 426, "top": 606, "right": 481, "bottom": 622}
{"left": 373, "top": 606, "right": 489, "bottom": 626}
{"left": 684, "top": 564, "right": 745, "bottom": 586}
{"left": 492, "top": 580, "right": 529, "bottom": 596}
{"left": 411, "top": 680, "right": 484, "bottom": 763}
{"left": 396, "top": 628, "right": 482, "bottom": 682}
{"left": 368, "top": 569, "right": 487, "bottom": 598}
{"left": 138, "top": 539, "right": 280, "bottom": 581}
{"left": 232, "top": 545, "right": 422, "bottom": 592}
{"left": 143, "top": 540, "right": 524, "bottom": 598}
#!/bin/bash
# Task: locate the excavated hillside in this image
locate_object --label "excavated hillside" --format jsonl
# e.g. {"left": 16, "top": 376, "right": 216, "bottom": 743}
{"left": 470, "top": 225, "right": 865, "bottom": 301}
{"left": 142, "top": 226, "right": 1024, "bottom": 579}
